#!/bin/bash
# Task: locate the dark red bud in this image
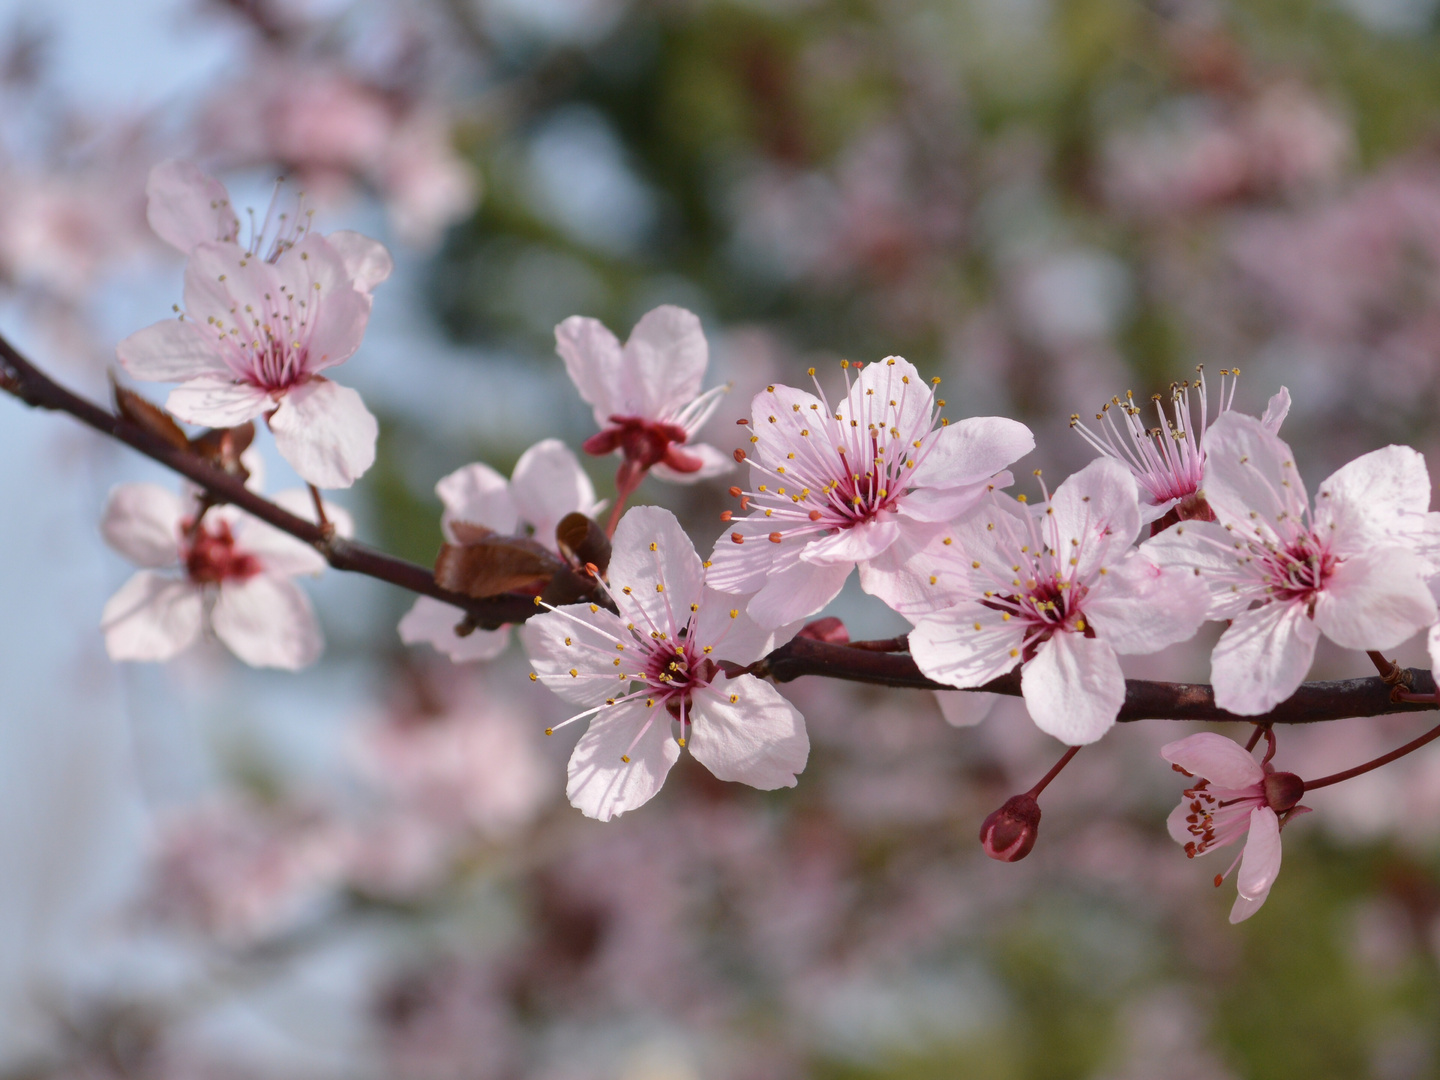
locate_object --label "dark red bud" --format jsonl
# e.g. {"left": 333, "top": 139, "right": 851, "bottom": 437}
{"left": 979, "top": 794, "right": 1041, "bottom": 862}
{"left": 1263, "top": 771, "right": 1305, "bottom": 813}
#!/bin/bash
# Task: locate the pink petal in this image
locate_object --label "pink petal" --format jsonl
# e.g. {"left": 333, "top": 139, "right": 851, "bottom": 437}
{"left": 1231, "top": 806, "right": 1282, "bottom": 921}
{"left": 146, "top": 159, "right": 238, "bottom": 254}
{"left": 1211, "top": 600, "right": 1320, "bottom": 716}
{"left": 607, "top": 506, "right": 705, "bottom": 627}
{"left": 934, "top": 690, "right": 999, "bottom": 728}
{"left": 165, "top": 377, "right": 270, "bottom": 428}
{"left": 268, "top": 378, "right": 378, "bottom": 489}
{"left": 688, "top": 675, "right": 809, "bottom": 789}
{"left": 1021, "top": 632, "right": 1126, "bottom": 745}
{"left": 565, "top": 701, "right": 681, "bottom": 821}
{"left": 519, "top": 604, "right": 630, "bottom": 707}
{"left": 1141, "top": 519, "right": 1256, "bottom": 620}
{"left": 1048, "top": 458, "right": 1143, "bottom": 578}
{"left": 897, "top": 481, "right": 998, "bottom": 523}
{"left": 692, "top": 588, "right": 798, "bottom": 667}
{"left": 908, "top": 415, "right": 1034, "bottom": 490}
{"left": 211, "top": 576, "right": 323, "bottom": 670}
{"left": 398, "top": 596, "right": 510, "bottom": 662}
{"left": 1311, "top": 546, "right": 1435, "bottom": 651}
{"left": 623, "top": 305, "right": 708, "bottom": 421}
{"left": 1260, "top": 387, "right": 1291, "bottom": 433}
{"left": 1160, "top": 732, "right": 1265, "bottom": 789}
{"left": 836, "top": 356, "right": 933, "bottom": 446}
{"left": 183, "top": 241, "right": 283, "bottom": 335}
{"left": 325, "top": 229, "right": 393, "bottom": 294}
{"left": 275, "top": 235, "right": 371, "bottom": 373}
{"left": 704, "top": 513, "right": 780, "bottom": 597}
{"left": 1201, "top": 412, "right": 1308, "bottom": 533}
{"left": 100, "top": 483, "right": 184, "bottom": 568}
{"left": 801, "top": 518, "right": 901, "bottom": 565}
{"left": 1084, "top": 553, "right": 1209, "bottom": 656}
{"left": 909, "top": 601, "right": 1028, "bottom": 688}
{"left": 101, "top": 572, "right": 202, "bottom": 662}
{"left": 435, "top": 462, "right": 518, "bottom": 539}
{"left": 1313, "top": 444, "right": 1431, "bottom": 554}
{"left": 116, "top": 319, "right": 227, "bottom": 383}
{"left": 855, "top": 521, "right": 968, "bottom": 618}
{"left": 510, "top": 439, "right": 601, "bottom": 546}
{"left": 555, "top": 315, "right": 625, "bottom": 427}
{"left": 746, "top": 558, "right": 851, "bottom": 628}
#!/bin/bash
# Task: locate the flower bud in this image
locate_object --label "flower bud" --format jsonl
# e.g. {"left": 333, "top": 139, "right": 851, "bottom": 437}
{"left": 1263, "top": 770, "right": 1305, "bottom": 813}
{"left": 979, "top": 794, "right": 1041, "bottom": 862}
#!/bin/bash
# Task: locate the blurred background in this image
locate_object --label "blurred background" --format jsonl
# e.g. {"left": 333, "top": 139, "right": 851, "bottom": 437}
{"left": 4, "top": 0, "right": 1440, "bottom": 1076}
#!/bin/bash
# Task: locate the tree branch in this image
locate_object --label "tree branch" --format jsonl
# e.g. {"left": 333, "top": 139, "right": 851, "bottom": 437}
{"left": 5, "top": 335, "right": 1439, "bottom": 727}
{"left": 0, "top": 335, "right": 557, "bottom": 630}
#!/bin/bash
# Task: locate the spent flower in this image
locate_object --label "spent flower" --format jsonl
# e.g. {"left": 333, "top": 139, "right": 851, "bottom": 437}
{"left": 1163, "top": 731, "right": 1309, "bottom": 923}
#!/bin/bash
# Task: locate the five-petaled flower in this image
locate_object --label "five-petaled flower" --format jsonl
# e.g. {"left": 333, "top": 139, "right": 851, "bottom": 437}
{"left": 1162, "top": 731, "right": 1309, "bottom": 923}
{"left": 1146, "top": 412, "right": 1438, "bottom": 715}
{"left": 1071, "top": 366, "right": 1289, "bottom": 527}
{"left": 399, "top": 439, "right": 605, "bottom": 662}
{"left": 521, "top": 506, "right": 808, "bottom": 821}
{"left": 555, "top": 305, "right": 732, "bottom": 504}
{"left": 705, "top": 357, "right": 1035, "bottom": 627}
{"left": 117, "top": 159, "right": 391, "bottom": 489}
{"left": 908, "top": 459, "right": 1209, "bottom": 745}
{"left": 99, "top": 482, "right": 348, "bottom": 670}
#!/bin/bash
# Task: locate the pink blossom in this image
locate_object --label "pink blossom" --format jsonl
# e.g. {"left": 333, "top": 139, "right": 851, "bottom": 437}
{"left": 521, "top": 506, "right": 807, "bottom": 821}
{"left": 706, "top": 357, "right": 1035, "bottom": 626}
{"left": 1162, "top": 731, "right": 1310, "bottom": 923}
{"left": 146, "top": 796, "right": 352, "bottom": 944}
{"left": 117, "top": 160, "right": 391, "bottom": 488}
{"left": 99, "top": 482, "right": 347, "bottom": 670}
{"left": 1146, "top": 413, "right": 1437, "bottom": 715}
{"left": 1071, "top": 367, "right": 1290, "bottom": 525}
{"left": 398, "top": 438, "right": 604, "bottom": 662}
{"left": 555, "top": 305, "right": 733, "bottom": 498}
{"left": 909, "top": 459, "right": 1209, "bottom": 744}
{"left": 354, "top": 687, "right": 554, "bottom": 838}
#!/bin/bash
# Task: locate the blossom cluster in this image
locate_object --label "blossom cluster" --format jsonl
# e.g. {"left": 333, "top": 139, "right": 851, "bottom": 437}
{"left": 95, "top": 159, "right": 1440, "bottom": 925}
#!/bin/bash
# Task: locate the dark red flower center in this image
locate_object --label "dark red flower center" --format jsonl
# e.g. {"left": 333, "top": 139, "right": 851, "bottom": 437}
{"left": 184, "top": 519, "right": 262, "bottom": 585}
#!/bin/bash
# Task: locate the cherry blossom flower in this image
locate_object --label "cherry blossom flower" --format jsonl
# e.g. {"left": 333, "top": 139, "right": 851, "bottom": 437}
{"left": 908, "top": 459, "right": 1209, "bottom": 745}
{"left": 399, "top": 439, "right": 604, "bottom": 662}
{"left": 1146, "top": 412, "right": 1437, "bottom": 715}
{"left": 555, "top": 305, "right": 732, "bottom": 504}
{"left": 99, "top": 482, "right": 348, "bottom": 670}
{"left": 521, "top": 505, "right": 808, "bottom": 821}
{"left": 706, "top": 357, "right": 1035, "bottom": 627}
{"left": 1070, "top": 366, "right": 1290, "bottom": 525}
{"left": 116, "top": 160, "right": 392, "bottom": 489}
{"left": 1162, "top": 731, "right": 1309, "bottom": 923}
{"left": 146, "top": 795, "right": 353, "bottom": 945}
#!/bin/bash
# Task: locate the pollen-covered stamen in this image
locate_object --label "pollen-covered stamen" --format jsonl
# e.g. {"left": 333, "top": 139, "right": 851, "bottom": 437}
{"left": 1070, "top": 366, "right": 1239, "bottom": 509}
{"left": 243, "top": 180, "right": 317, "bottom": 263}
{"left": 199, "top": 276, "right": 325, "bottom": 394}
{"left": 183, "top": 518, "right": 262, "bottom": 585}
